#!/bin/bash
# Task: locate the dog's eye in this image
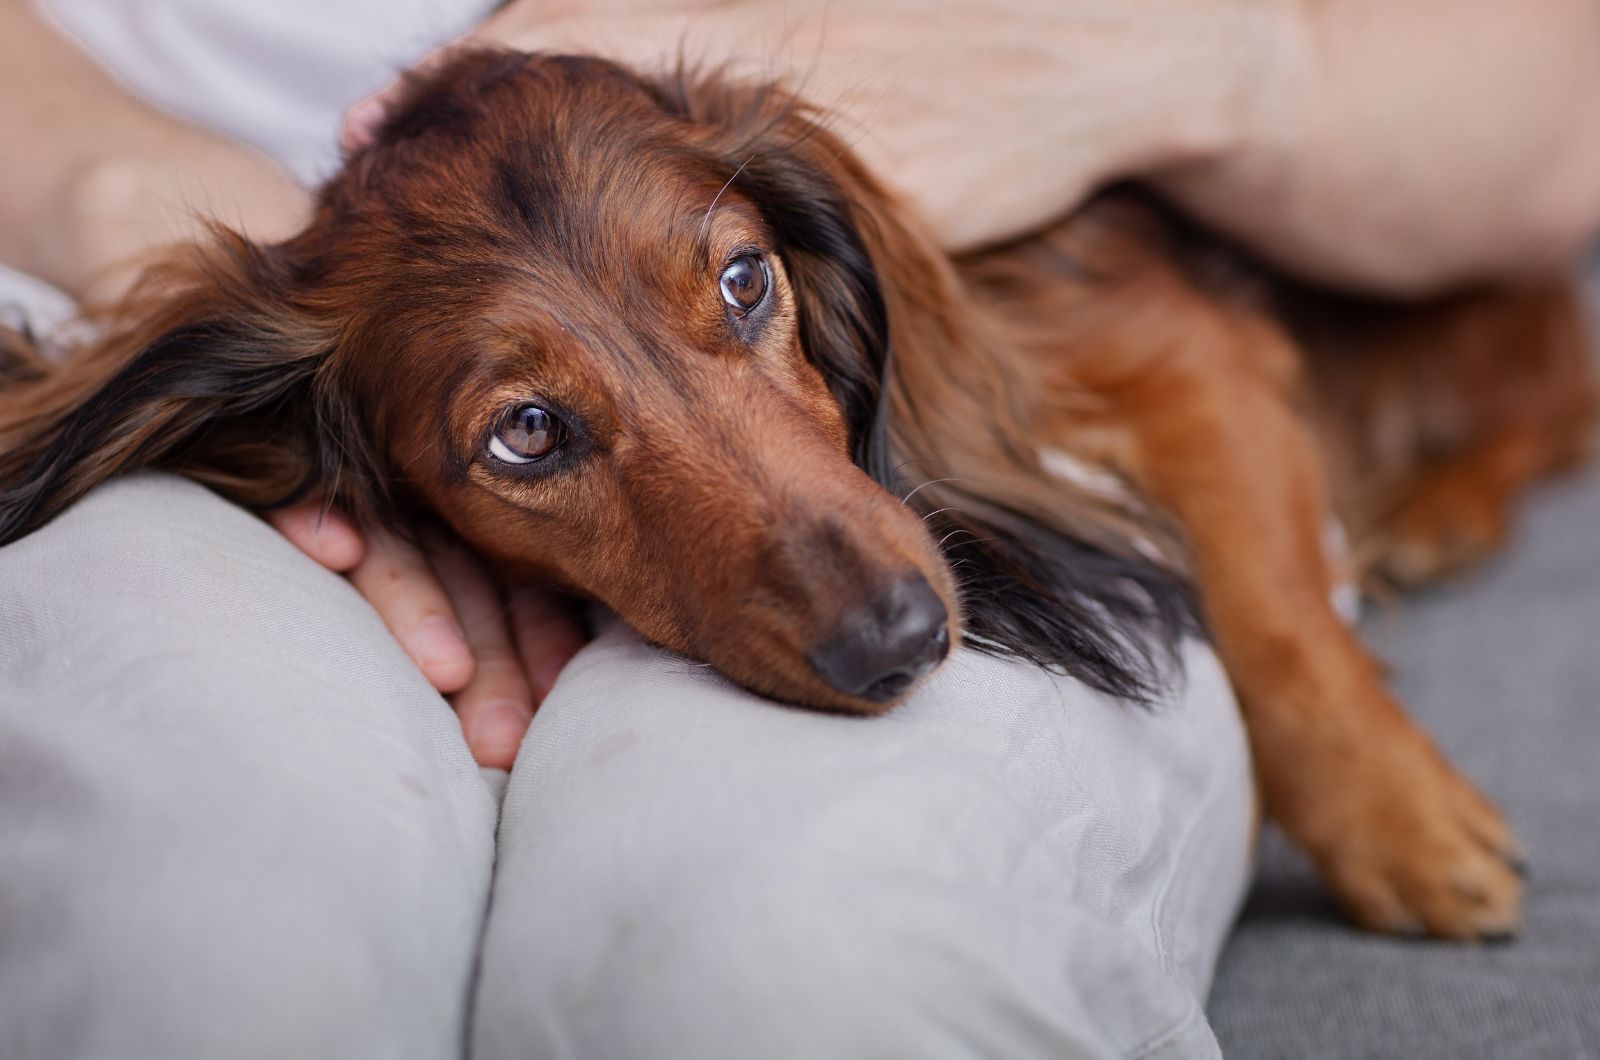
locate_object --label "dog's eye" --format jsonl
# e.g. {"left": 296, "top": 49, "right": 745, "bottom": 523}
{"left": 719, "top": 254, "right": 768, "bottom": 316}
{"left": 488, "top": 404, "right": 566, "bottom": 465}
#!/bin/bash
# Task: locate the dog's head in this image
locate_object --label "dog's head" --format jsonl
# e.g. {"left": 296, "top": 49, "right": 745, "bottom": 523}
{"left": 2, "top": 50, "right": 1194, "bottom": 710}
{"left": 0, "top": 52, "right": 961, "bottom": 712}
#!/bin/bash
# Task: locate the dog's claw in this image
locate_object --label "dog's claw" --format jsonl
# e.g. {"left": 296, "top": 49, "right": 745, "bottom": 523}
{"left": 1292, "top": 747, "right": 1525, "bottom": 941}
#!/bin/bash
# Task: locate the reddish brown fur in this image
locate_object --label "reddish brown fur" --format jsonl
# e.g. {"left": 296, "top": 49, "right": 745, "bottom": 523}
{"left": 1, "top": 50, "right": 1593, "bottom": 938}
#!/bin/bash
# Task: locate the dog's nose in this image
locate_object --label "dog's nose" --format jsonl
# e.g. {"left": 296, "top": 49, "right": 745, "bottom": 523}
{"left": 808, "top": 575, "right": 950, "bottom": 704}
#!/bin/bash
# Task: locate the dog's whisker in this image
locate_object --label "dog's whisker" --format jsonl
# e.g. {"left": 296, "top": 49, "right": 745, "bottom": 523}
{"left": 918, "top": 505, "right": 963, "bottom": 525}
{"left": 891, "top": 456, "right": 950, "bottom": 477}
{"left": 699, "top": 155, "right": 756, "bottom": 242}
{"left": 943, "top": 536, "right": 1000, "bottom": 552}
{"left": 936, "top": 528, "right": 975, "bottom": 549}
{"left": 899, "top": 476, "right": 961, "bottom": 506}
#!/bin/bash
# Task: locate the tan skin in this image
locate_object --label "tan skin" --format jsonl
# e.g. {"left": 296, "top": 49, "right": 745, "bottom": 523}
{"left": 4, "top": 0, "right": 1600, "bottom": 766}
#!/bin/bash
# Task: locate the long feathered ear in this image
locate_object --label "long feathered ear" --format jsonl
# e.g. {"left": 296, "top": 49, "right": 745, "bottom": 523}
{"left": 667, "top": 72, "right": 1198, "bottom": 701}
{"left": 659, "top": 79, "right": 895, "bottom": 480}
{"left": 0, "top": 230, "right": 369, "bottom": 545}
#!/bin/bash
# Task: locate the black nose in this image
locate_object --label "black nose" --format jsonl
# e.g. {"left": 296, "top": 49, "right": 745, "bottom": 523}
{"left": 808, "top": 575, "right": 951, "bottom": 704}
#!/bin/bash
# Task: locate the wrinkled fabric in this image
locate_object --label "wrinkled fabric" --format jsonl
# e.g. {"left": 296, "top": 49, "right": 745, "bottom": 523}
{"left": 0, "top": 477, "right": 1251, "bottom": 1060}
{"left": 0, "top": 477, "right": 498, "bottom": 1059}
{"left": 478, "top": 619, "right": 1251, "bottom": 1060}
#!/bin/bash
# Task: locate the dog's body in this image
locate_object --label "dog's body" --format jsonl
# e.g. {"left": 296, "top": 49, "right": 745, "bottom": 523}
{"left": 1, "top": 51, "right": 1593, "bottom": 938}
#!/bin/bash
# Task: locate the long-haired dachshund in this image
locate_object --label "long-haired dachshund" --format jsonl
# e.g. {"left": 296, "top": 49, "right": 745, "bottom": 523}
{"left": 1, "top": 51, "right": 1593, "bottom": 939}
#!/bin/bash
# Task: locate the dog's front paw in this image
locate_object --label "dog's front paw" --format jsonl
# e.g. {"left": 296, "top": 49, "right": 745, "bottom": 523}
{"left": 1293, "top": 746, "right": 1525, "bottom": 939}
{"left": 1364, "top": 464, "right": 1510, "bottom": 589}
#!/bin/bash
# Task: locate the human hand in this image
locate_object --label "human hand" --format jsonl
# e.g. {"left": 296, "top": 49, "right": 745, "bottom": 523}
{"left": 269, "top": 503, "right": 588, "bottom": 769}
{"left": 342, "top": 0, "right": 1284, "bottom": 252}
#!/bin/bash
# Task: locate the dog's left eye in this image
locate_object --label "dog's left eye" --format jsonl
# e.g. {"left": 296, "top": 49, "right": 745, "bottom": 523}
{"left": 487, "top": 403, "right": 566, "bottom": 465}
{"left": 719, "top": 254, "right": 769, "bottom": 316}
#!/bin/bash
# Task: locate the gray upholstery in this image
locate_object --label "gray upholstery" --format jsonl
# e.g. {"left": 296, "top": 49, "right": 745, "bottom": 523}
{"left": 1209, "top": 462, "right": 1600, "bottom": 1058}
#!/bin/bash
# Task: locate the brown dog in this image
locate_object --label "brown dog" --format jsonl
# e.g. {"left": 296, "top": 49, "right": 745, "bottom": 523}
{"left": 1, "top": 51, "right": 1593, "bottom": 938}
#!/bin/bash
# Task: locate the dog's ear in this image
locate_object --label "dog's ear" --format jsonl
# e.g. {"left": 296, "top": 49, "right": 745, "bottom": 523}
{"left": 669, "top": 73, "right": 1198, "bottom": 700}
{"left": 667, "top": 80, "right": 908, "bottom": 480}
{"left": 0, "top": 230, "right": 367, "bottom": 544}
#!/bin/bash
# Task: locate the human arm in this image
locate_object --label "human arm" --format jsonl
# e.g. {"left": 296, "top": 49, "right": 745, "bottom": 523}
{"left": 1156, "top": 0, "right": 1600, "bottom": 295}
{"left": 348, "top": 0, "right": 1600, "bottom": 296}
{"left": 0, "top": 0, "right": 306, "bottom": 302}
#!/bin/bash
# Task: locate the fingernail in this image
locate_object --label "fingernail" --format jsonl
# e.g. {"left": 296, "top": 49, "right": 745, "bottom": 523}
{"left": 468, "top": 700, "right": 531, "bottom": 765}
{"left": 415, "top": 616, "right": 471, "bottom": 684}
{"left": 342, "top": 97, "right": 386, "bottom": 150}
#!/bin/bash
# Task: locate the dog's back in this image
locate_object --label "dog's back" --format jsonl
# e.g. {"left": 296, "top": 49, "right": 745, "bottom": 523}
{"left": 948, "top": 190, "right": 1597, "bottom": 590}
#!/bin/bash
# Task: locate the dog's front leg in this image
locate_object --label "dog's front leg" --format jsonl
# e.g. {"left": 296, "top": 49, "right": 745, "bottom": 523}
{"left": 1094, "top": 311, "right": 1524, "bottom": 938}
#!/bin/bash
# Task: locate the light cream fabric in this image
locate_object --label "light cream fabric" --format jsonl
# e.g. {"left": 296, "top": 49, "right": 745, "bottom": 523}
{"left": 0, "top": 476, "right": 497, "bottom": 1059}
{"left": 0, "top": 476, "right": 1252, "bottom": 1059}
{"left": 478, "top": 619, "right": 1252, "bottom": 1060}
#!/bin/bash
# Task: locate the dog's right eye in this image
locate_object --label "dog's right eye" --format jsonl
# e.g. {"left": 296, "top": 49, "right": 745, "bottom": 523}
{"left": 719, "top": 254, "right": 769, "bottom": 317}
{"left": 487, "top": 404, "right": 566, "bottom": 465}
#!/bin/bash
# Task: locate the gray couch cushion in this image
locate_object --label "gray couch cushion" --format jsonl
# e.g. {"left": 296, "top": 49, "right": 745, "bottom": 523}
{"left": 1210, "top": 464, "right": 1600, "bottom": 1058}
